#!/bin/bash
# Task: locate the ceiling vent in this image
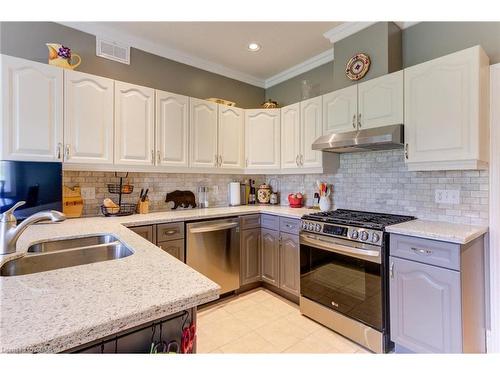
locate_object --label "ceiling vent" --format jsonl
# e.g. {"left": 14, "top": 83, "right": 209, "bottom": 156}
{"left": 96, "top": 37, "right": 130, "bottom": 65}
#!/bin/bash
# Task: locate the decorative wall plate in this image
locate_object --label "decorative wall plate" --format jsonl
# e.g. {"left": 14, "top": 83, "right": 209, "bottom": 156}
{"left": 345, "top": 53, "right": 371, "bottom": 81}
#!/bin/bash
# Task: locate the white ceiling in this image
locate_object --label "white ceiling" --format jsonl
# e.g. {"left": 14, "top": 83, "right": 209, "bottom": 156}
{"left": 62, "top": 21, "right": 342, "bottom": 87}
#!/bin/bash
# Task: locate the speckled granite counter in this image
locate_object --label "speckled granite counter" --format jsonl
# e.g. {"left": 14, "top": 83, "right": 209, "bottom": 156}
{"left": 386, "top": 219, "right": 488, "bottom": 244}
{"left": 0, "top": 205, "right": 315, "bottom": 353}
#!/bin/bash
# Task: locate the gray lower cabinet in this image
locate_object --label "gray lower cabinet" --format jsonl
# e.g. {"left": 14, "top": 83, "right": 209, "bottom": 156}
{"left": 129, "top": 225, "right": 156, "bottom": 243}
{"left": 261, "top": 228, "right": 280, "bottom": 287}
{"left": 389, "top": 256, "right": 462, "bottom": 353}
{"left": 240, "top": 228, "right": 261, "bottom": 285}
{"left": 279, "top": 232, "right": 300, "bottom": 296}
{"left": 158, "top": 239, "right": 185, "bottom": 262}
{"left": 389, "top": 233, "right": 486, "bottom": 353}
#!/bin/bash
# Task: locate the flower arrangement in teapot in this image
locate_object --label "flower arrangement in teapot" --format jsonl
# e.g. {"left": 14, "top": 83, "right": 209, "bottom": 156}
{"left": 46, "top": 43, "right": 81, "bottom": 70}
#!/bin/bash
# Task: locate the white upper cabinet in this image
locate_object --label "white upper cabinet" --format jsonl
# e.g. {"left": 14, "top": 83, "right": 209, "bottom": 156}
{"left": 114, "top": 81, "right": 155, "bottom": 166}
{"left": 245, "top": 109, "right": 281, "bottom": 170}
{"left": 190, "top": 98, "right": 218, "bottom": 168}
{"left": 300, "top": 96, "right": 323, "bottom": 168}
{"left": 280, "top": 103, "right": 301, "bottom": 169}
{"left": 1, "top": 54, "right": 63, "bottom": 162}
{"left": 64, "top": 70, "right": 114, "bottom": 164}
{"left": 218, "top": 105, "right": 244, "bottom": 169}
{"left": 155, "top": 90, "right": 189, "bottom": 168}
{"left": 357, "top": 70, "right": 403, "bottom": 129}
{"left": 404, "top": 46, "right": 490, "bottom": 171}
{"left": 322, "top": 85, "right": 357, "bottom": 134}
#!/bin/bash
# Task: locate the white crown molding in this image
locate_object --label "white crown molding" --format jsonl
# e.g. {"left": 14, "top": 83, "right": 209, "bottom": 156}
{"left": 264, "top": 49, "right": 334, "bottom": 89}
{"left": 58, "top": 22, "right": 266, "bottom": 88}
{"left": 323, "top": 22, "right": 376, "bottom": 44}
{"left": 394, "top": 21, "right": 421, "bottom": 29}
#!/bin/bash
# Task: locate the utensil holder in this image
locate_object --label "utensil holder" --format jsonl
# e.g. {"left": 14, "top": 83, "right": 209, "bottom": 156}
{"left": 319, "top": 196, "right": 332, "bottom": 212}
{"left": 137, "top": 199, "right": 149, "bottom": 214}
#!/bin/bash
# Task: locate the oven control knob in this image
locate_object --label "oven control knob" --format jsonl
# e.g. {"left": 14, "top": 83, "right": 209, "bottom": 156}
{"left": 372, "top": 233, "right": 380, "bottom": 243}
{"left": 350, "top": 230, "right": 359, "bottom": 239}
{"left": 308, "top": 223, "right": 314, "bottom": 231}
{"left": 302, "top": 222, "right": 308, "bottom": 230}
{"left": 315, "top": 224, "right": 321, "bottom": 232}
{"left": 360, "top": 231, "right": 369, "bottom": 241}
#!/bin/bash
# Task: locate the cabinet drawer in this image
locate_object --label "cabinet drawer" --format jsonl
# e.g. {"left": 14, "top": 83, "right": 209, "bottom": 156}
{"left": 158, "top": 239, "right": 185, "bottom": 262}
{"left": 157, "top": 222, "right": 184, "bottom": 241}
{"left": 390, "top": 234, "right": 461, "bottom": 271}
{"left": 279, "top": 217, "right": 301, "bottom": 235}
{"left": 240, "top": 214, "right": 261, "bottom": 229}
{"left": 261, "top": 214, "right": 279, "bottom": 230}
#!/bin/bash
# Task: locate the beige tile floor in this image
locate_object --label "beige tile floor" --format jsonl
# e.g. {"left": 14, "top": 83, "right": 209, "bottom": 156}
{"left": 196, "top": 288, "right": 370, "bottom": 354}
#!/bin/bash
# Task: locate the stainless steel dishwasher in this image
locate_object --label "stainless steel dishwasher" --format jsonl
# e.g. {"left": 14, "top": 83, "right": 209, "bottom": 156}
{"left": 186, "top": 217, "right": 240, "bottom": 294}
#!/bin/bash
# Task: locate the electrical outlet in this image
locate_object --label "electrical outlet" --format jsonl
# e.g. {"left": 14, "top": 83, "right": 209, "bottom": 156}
{"left": 435, "top": 189, "right": 460, "bottom": 204}
{"left": 80, "top": 187, "right": 95, "bottom": 200}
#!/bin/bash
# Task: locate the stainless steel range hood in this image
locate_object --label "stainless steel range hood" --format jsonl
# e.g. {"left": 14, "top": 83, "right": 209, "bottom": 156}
{"left": 312, "top": 124, "right": 404, "bottom": 153}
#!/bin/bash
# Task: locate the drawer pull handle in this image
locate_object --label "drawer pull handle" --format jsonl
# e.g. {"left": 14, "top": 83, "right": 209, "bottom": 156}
{"left": 411, "top": 247, "right": 433, "bottom": 256}
{"left": 286, "top": 224, "right": 293, "bottom": 228}
{"left": 165, "top": 230, "right": 177, "bottom": 235}
{"left": 390, "top": 262, "right": 394, "bottom": 278}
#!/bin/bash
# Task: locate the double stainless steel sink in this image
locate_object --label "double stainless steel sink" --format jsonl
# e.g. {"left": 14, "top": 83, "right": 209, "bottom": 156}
{"left": 0, "top": 235, "right": 133, "bottom": 277}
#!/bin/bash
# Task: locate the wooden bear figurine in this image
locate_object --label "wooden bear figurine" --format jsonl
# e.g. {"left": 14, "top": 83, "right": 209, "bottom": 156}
{"left": 165, "top": 190, "right": 197, "bottom": 209}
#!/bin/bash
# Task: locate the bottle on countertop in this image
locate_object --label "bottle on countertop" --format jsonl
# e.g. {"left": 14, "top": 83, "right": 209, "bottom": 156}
{"left": 248, "top": 179, "right": 256, "bottom": 205}
{"left": 313, "top": 192, "right": 320, "bottom": 209}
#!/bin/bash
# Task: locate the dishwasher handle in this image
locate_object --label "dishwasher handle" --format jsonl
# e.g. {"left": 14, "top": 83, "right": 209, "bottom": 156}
{"left": 188, "top": 222, "right": 239, "bottom": 234}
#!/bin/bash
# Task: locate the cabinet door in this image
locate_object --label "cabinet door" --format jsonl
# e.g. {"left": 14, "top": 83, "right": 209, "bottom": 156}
{"left": 158, "top": 239, "right": 185, "bottom": 262}
{"left": 261, "top": 228, "right": 279, "bottom": 286}
{"left": 1, "top": 54, "right": 63, "bottom": 161}
{"left": 240, "top": 228, "right": 261, "bottom": 285}
{"left": 300, "top": 96, "right": 323, "bottom": 168}
{"left": 280, "top": 103, "right": 300, "bottom": 169}
{"left": 190, "top": 98, "right": 218, "bottom": 168}
{"left": 389, "top": 256, "right": 462, "bottom": 353}
{"left": 64, "top": 70, "right": 114, "bottom": 164}
{"left": 279, "top": 233, "right": 300, "bottom": 296}
{"left": 404, "top": 46, "right": 486, "bottom": 166}
{"left": 114, "top": 81, "right": 155, "bottom": 166}
{"left": 245, "top": 109, "right": 280, "bottom": 169}
{"left": 357, "top": 70, "right": 403, "bottom": 130}
{"left": 130, "top": 225, "right": 156, "bottom": 244}
{"left": 218, "top": 105, "right": 244, "bottom": 169}
{"left": 155, "top": 90, "right": 189, "bottom": 168}
{"left": 322, "top": 85, "right": 357, "bottom": 134}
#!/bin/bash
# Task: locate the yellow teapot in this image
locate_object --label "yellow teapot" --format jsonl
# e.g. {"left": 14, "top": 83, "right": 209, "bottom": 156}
{"left": 46, "top": 43, "right": 81, "bottom": 70}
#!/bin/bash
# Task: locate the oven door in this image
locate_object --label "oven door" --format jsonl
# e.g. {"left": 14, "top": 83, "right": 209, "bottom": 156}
{"left": 300, "top": 233, "right": 383, "bottom": 331}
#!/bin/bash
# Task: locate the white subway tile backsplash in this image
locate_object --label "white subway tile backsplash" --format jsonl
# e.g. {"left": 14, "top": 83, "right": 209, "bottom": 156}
{"left": 64, "top": 150, "right": 488, "bottom": 225}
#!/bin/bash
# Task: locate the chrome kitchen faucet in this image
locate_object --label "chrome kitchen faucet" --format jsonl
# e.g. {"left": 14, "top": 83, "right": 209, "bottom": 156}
{"left": 0, "top": 201, "right": 66, "bottom": 255}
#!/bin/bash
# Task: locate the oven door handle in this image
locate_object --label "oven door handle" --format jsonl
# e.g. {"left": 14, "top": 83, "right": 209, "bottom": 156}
{"left": 300, "top": 234, "right": 381, "bottom": 264}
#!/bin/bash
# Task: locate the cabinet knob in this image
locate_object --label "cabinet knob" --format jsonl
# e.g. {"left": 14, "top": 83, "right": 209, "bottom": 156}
{"left": 352, "top": 114, "right": 356, "bottom": 129}
{"left": 390, "top": 262, "right": 395, "bottom": 278}
{"left": 357, "top": 113, "right": 362, "bottom": 128}
{"left": 296, "top": 155, "right": 300, "bottom": 167}
{"left": 300, "top": 154, "right": 304, "bottom": 166}
{"left": 405, "top": 143, "right": 409, "bottom": 159}
{"left": 56, "top": 143, "right": 62, "bottom": 159}
{"left": 65, "top": 144, "right": 71, "bottom": 160}
{"left": 157, "top": 150, "right": 161, "bottom": 164}
{"left": 151, "top": 150, "right": 154, "bottom": 164}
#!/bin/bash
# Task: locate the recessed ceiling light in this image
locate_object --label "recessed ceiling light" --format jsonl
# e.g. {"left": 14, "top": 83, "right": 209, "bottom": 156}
{"left": 247, "top": 42, "right": 261, "bottom": 52}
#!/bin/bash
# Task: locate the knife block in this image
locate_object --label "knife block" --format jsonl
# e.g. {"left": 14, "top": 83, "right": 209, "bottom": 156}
{"left": 136, "top": 199, "right": 149, "bottom": 214}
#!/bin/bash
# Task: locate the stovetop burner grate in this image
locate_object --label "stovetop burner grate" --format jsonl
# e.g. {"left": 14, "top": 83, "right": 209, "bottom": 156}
{"left": 303, "top": 209, "right": 415, "bottom": 230}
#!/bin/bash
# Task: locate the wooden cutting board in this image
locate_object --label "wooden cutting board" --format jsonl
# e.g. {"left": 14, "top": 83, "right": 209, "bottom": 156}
{"left": 63, "top": 185, "right": 84, "bottom": 218}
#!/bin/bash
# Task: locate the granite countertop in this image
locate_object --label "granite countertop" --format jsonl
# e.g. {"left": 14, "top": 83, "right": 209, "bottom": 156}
{"left": 386, "top": 219, "right": 488, "bottom": 244}
{"left": 0, "top": 205, "right": 316, "bottom": 353}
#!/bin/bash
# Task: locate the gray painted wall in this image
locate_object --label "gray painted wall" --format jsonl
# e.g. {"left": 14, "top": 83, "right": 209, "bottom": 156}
{"left": 265, "top": 61, "right": 334, "bottom": 107}
{"left": 332, "top": 22, "right": 401, "bottom": 91}
{"left": 402, "top": 22, "right": 500, "bottom": 67}
{"left": 266, "top": 21, "right": 500, "bottom": 105}
{"left": 0, "top": 22, "right": 265, "bottom": 108}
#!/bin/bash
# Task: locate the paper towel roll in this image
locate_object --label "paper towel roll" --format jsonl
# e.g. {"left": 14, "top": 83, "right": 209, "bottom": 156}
{"left": 228, "top": 182, "right": 241, "bottom": 206}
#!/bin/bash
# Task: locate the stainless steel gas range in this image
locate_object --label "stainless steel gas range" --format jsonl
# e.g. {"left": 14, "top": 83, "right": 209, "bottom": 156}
{"left": 299, "top": 209, "right": 415, "bottom": 353}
